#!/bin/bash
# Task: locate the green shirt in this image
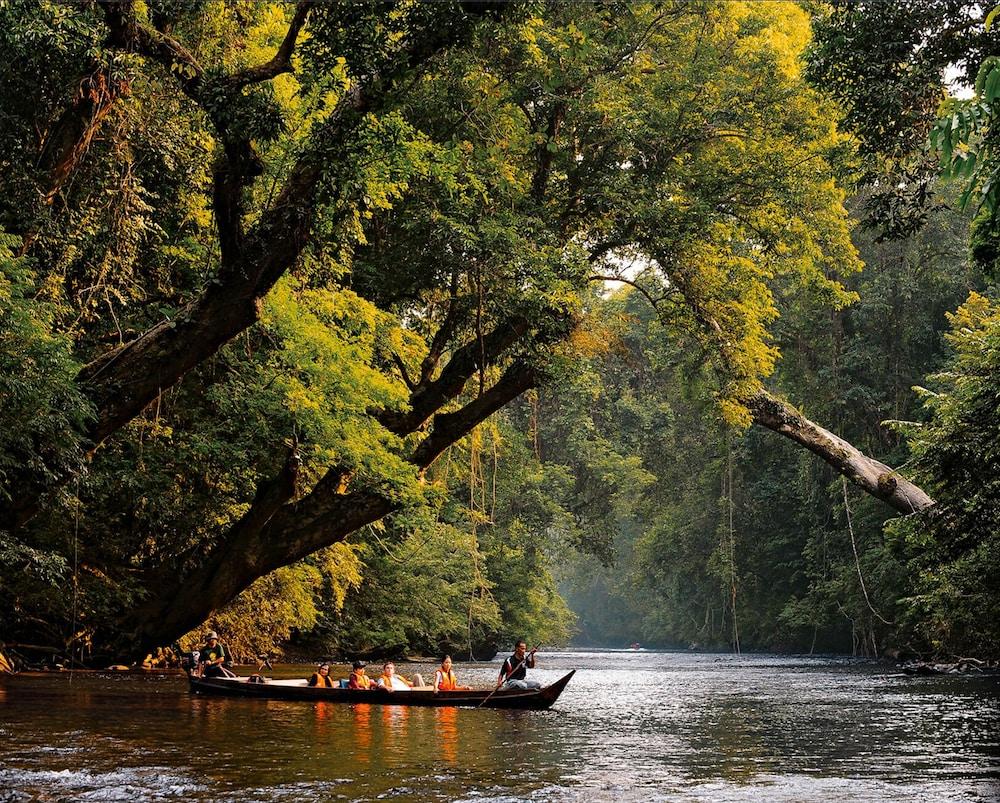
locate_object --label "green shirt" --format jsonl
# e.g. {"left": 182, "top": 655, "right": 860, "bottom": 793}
{"left": 201, "top": 641, "right": 228, "bottom": 664}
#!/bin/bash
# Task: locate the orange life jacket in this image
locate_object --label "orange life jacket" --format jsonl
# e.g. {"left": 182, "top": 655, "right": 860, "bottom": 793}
{"left": 436, "top": 669, "right": 458, "bottom": 690}
{"left": 381, "top": 673, "right": 412, "bottom": 690}
{"left": 309, "top": 672, "right": 334, "bottom": 688}
{"left": 350, "top": 670, "right": 372, "bottom": 689}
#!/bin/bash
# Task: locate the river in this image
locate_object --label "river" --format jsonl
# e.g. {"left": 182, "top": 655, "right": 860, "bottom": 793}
{"left": 1, "top": 650, "right": 997, "bottom": 801}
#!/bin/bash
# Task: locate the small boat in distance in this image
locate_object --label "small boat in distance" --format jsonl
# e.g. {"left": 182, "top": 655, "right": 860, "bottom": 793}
{"left": 189, "top": 670, "right": 575, "bottom": 710}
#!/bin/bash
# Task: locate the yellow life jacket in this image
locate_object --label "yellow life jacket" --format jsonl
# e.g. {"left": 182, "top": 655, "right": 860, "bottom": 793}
{"left": 350, "top": 670, "right": 372, "bottom": 689}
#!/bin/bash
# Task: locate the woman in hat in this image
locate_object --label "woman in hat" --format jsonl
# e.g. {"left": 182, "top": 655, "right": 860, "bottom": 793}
{"left": 308, "top": 662, "right": 335, "bottom": 688}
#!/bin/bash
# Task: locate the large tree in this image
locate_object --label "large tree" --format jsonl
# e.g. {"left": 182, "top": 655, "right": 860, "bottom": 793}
{"left": 2, "top": 1, "right": 872, "bottom": 657}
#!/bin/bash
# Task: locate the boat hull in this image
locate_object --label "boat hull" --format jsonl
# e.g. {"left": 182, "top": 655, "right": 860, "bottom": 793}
{"left": 188, "top": 670, "right": 574, "bottom": 710}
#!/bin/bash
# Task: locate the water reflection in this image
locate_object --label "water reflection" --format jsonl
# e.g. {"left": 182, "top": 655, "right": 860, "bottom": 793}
{"left": 434, "top": 705, "right": 458, "bottom": 764}
{"left": 0, "top": 652, "right": 997, "bottom": 802}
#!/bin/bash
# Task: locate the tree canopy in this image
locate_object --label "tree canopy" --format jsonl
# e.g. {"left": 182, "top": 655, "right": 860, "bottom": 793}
{"left": 2, "top": 0, "right": 996, "bottom": 665}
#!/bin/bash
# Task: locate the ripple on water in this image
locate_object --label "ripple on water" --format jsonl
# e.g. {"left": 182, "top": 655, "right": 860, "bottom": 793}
{"left": 0, "top": 766, "right": 205, "bottom": 800}
{"left": 226, "top": 780, "right": 353, "bottom": 802}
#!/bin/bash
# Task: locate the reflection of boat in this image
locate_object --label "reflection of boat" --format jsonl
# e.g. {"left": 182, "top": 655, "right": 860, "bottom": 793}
{"left": 189, "top": 670, "right": 575, "bottom": 710}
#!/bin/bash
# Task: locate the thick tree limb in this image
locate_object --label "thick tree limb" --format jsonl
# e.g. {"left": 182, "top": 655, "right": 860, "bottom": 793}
{"left": 127, "top": 336, "right": 538, "bottom": 650}
{"left": 531, "top": 101, "right": 566, "bottom": 203}
{"left": 410, "top": 361, "right": 536, "bottom": 469}
{"left": 131, "top": 487, "right": 394, "bottom": 647}
{"left": 223, "top": 1, "right": 313, "bottom": 90}
{"left": 127, "top": 368, "right": 536, "bottom": 650}
{"left": 747, "top": 389, "right": 934, "bottom": 515}
{"left": 602, "top": 263, "right": 936, "bottom": 517}
{"left": 100, "top": 0, "right": 259, "bottom": 265}
{"left": 377, "top": 316, "right": 531, "bottom": 435}
{"left": 77, "top": 5, "right": 495, "bottom": 446}
{"left": 2, "top": 6, "right": 500, "bottom": 532}
{"left": 420, "top": 270, "right": 462, "bottom": 384}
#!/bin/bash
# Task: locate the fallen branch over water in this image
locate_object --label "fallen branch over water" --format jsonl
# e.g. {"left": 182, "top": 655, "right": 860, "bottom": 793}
{"left": 902, "top": 658, "right": 997, "bottom": 675}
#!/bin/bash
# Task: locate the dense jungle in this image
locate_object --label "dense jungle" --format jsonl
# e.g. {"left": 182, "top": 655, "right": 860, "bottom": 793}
{"left": 2, "top": 0, "right": 999, "bottom": 667}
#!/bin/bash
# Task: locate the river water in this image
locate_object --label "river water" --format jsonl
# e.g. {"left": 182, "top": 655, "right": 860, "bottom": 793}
{"left": 1, "top": 650, "right": 997, "bottom": 801}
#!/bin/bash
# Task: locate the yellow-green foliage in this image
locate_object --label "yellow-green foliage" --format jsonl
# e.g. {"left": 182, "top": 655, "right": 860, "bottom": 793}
{"left": 260, "top": 279, "right": 424, "bottom": 503}
{"left": 183, "top": 543, "right": 363, "bottom": 661}
{"left": 588, "top": 3, "right": 859, "bottom": 424}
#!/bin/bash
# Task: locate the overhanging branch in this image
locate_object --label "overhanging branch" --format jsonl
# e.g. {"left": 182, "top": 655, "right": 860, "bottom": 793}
{"left": 747, "top": 389, "right": 934, "bottom": 515}
{"left": 223, "top": 2, "right": 313, "bottom": 90}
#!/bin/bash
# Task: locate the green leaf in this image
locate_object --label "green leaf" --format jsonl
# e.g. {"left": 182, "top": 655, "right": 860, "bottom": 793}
{"left": 985, "top": 66, "right": 1000, "bottom": 102}
{"left": 986, "top": 4, "right": 1000, "bottom": 31}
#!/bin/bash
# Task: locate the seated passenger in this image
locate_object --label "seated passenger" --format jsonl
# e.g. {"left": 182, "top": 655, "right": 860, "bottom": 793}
{"left": 377, "top": 661, "right": 421, "bottom": 691}
{"left": 348, "top": 660, "right": 373, "bottom": 689}
{"left": 434, "top": 655, "right": 471, "bottom": 692}
{"left": 308, "top": 662, "right": 335, "bottom": 688}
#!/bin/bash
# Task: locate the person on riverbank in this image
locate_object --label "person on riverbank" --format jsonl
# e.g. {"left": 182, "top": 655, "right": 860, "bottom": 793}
{"left": 308, "top": 662, "right": 335, "bottom": 688}
{"left": 349, "top": 660, "right": 374, "bottom": 689}
{"left": 199, "top": 631, "right": 234, "bottom": 678}
{"left": 497, "top": 640, "right": 540, "bottom": 690}
{"left": 376, "top": 661, "right": 424, "bottom": 691}
{"left": 434, "top": 655, "right": 471, "bottom": 692}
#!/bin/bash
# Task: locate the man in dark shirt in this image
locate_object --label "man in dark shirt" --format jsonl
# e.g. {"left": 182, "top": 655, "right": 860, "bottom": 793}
{"left": 199, "top": 630, "right": 234, "bottom": 678}
{"left": 497, "top": 640, "right": 540, "bottom": 690}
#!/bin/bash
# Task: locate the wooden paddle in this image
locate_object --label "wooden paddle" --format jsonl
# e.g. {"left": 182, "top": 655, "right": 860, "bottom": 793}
{"left": 477, "top": 643, "right": 540, "bottom": 708}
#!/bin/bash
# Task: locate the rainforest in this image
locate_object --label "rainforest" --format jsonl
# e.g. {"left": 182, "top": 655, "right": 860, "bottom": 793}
{"left": 2, "top": 0, "right": 999, "bottom": 669}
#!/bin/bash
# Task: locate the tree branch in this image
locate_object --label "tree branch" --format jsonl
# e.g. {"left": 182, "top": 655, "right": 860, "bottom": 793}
{"left": 588, "top": 274, "right": 680, "bottom": 312}
{"left": 223, "top": 2, "right": 313, "bottom": 90}
{"left": 126, "top": 354, "right": 537, "bottom": 651}
{"left": 747, "top": 389, "right": 934, "bottom": 515}
{"left": 419, "top": 268, "right": 463, "bottom": 384}
{"left": 597, "top": 255, "right": 936, "bottom": 516}
{"left": 377, "top": 316, "right": 531, "bottom": 435}
{"left": 411, "top": 361, "right": 536, "bottom": 469}
{"left": 391, "top": 351, "right": 418, "bottom": 392}
{"left": 531, "top": 101, "right": 566, "bottom": 204}
{"left": 38, "top": 64, "right": 129, "bottom": 208}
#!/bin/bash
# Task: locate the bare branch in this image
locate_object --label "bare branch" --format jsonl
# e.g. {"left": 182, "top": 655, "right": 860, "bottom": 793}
{"left": 419, "top": 268, "right": 463, "bottom": 384}
{"left": 588, "top": 274, "right": 679, "bottom": 312}
{"left": 391, "top": 351, "right": 418, "bottom": 392}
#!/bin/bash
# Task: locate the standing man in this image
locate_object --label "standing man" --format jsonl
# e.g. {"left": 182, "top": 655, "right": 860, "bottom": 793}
{"left": 497, "top": 640, "right": 540, "bottom": 690}
{"left": 199, "top": 630, "right": 234, "bottom": 678}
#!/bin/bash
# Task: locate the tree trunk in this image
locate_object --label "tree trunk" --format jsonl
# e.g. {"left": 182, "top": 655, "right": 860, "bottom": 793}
{"left": 1, "top": 4, "right": 504, "bottom": 532}
{"left": 39, "top": 65, "right": 129, "bottom": 208}
{"left": 130, "top": 490, "right": 397, "bottom": 649}
{"left": 746, "top": 389, "right": 934, "bottom": 514}
{"left": 121, "top": 353, "right": 539, "bottom": 653}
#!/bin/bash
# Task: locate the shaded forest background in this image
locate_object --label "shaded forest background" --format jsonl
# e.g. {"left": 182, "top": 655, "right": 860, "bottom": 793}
{"left": 2, "top": 0, "right": 999, "bottom": 666}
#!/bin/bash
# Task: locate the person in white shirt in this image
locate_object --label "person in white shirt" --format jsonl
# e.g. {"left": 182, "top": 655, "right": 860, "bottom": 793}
{"left": 376, "top": 661, "right": 424, "bottom": 690}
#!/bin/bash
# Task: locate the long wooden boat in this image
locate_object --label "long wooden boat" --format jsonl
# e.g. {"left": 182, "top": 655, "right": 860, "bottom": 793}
{"left": 189, "top": 670, "right": 575, "bottom": 710}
